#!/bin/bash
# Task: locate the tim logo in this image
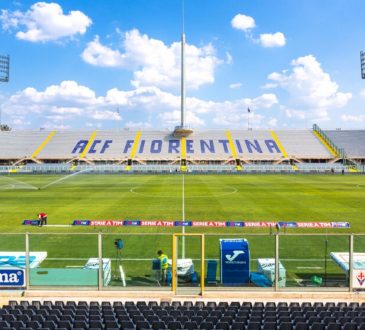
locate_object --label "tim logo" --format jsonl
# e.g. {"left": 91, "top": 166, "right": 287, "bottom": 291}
{"left": 225, "top": 250, "right": 244, "bottom": 262}
{"left": 356, "top": 272, "right": 365, "bottom": 286}
{"left": 0, "top": 269, "right": 25, "bottom": 286}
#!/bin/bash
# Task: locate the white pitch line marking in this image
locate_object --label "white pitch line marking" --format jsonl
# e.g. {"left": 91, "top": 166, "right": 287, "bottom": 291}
{"left": 129, "top": 185, "right": 238, "bottom": 198}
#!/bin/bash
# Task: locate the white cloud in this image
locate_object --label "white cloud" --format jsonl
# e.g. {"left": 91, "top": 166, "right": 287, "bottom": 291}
{"left": 261, "top": 83, "right": 278, "bottom": 89}
{"left": 225, "top": 52, "right": 233, "bottom": 65}
{"left": 231, "top": 14, "right": 256, "bottom": 31}
{"left": 284, "top": 108, "right": 306, "bottom": 120}
{"left": 259, "top": 32, "right": 286, "bottom": 47}
{"left": 90, "top": 110, "right": 122, "bottom": 121}
{"left": 359, "top": 89, "right": 365, "bottom": 98}
{"left": 82, "top": 29, "right": 221, "bottom": 90}
{"left": 3, "top": 80, "right": 279, "bottom": 129}
{"left": 125, "top": 121, "right": 153, "bottom": 129}
{"left": 229, "top": 83, "right": 242, "bottom": 89}
{"left": 249, "top": 93, "right": 279, "bottom": 109}
{"left": 341, "top": 115, "right": 365, "bottom": 122}
{"left": 10, "top": 116, "right": 30, "bottom": 127}
{"left": 210, "top": 93, "right": 278, "bottom": 128}
{"left": 81, "top": 35, "right": 125, "bottom": 67}
{"left": 158, "top": 110, "right": 205, "bottom": 127}
{"left": 9, "top": 81, "right": 101, "bottom": 107}
{"left": 0, "top": 2, "right": 92, "bottom": 42}
{"left": 268, "top": 118, "right": 278, "bottom": 127}
{"left": 3, "top": 81, "right": 120, "bottom": 124}
{"left": 231, "top": 13, "right": 286, "bottom": 48}
{"left": 213, "top": 111, "right": 265, "bottom": 129}
{"left": 268, "top": 55, "right": 352, "bottom": 120}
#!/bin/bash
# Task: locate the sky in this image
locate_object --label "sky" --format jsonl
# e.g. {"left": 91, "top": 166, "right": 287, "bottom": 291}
{"left": 0, "top": 0, "right": 364, "bottom": 130}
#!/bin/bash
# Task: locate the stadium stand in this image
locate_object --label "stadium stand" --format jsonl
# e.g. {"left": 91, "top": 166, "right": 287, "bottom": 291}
{"left": 1, "top": 128, "right": 364, "bottom": 172}
{"left": 0, "top": 130, "right": 49, "bottom": 161}
{"left": 296, "top": 163, "right": 348, "bottom": 173}
{"left": 1, "top": 300, "right": 365, "bottom": 330}
{"left": 274, "top": 130, "right": 332, "bottom": 160}
{"left": 325, "top": 130, "right": 365, "bottom": 161}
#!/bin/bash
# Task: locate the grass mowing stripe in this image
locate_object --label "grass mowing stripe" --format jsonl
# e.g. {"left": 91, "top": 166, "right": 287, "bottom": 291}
{"left": 0, "top": 173, "right": 363, "bottom": 286}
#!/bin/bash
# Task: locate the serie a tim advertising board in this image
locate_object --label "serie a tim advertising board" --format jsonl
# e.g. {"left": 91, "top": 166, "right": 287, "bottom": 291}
{"left": 0, "top": 269, "right": 25, "bottom": 287}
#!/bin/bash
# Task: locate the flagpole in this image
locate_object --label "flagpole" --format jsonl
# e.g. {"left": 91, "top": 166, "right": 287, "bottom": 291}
{"left": 247, "top": 108, "right": 250, "bottom": 130}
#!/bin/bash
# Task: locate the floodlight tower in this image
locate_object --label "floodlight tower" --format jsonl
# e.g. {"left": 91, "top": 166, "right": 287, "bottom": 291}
{"left": 0, "top": 55, "right": 10, "bottom": 127}
{"left": 181, "top": 32, "right": 186, "bottom": 128}
{"left": 173, "top": 1, "right": 193, "bottom": 139}
{"left": 0, "top": 55, "right": 9, "bottom": 83}
{"left": 361, "top": 51, "right": 365, "bottom": 79}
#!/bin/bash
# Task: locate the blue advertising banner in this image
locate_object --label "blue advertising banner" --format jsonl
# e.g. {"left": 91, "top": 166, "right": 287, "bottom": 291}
{"left": 72, "top": 220, "right": 91, "bottom": 226}
{"left": 220, "top": 239, "right": 250, "bottom": 285}
{"left": 23, "top": 220, "right": 40, "bottom": 226}
{"left": 0, "top": 268, "right": 25, "bottom": 287}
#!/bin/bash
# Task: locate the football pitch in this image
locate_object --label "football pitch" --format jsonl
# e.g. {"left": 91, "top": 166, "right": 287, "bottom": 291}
{"left": 0, "top": 173, "right": 364, "bottom": 287}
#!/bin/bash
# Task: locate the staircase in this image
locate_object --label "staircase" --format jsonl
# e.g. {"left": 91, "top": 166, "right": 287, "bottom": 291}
{"left": 313, "top": 124, "right": 345, "bottom": 159}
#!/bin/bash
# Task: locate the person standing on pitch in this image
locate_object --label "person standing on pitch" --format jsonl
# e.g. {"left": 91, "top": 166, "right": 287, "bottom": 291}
{"left": 157, "top": 250, "right": 169, "bottom": 283}
{"left": 38, "top": 212, "right": 47, "bottom": 227}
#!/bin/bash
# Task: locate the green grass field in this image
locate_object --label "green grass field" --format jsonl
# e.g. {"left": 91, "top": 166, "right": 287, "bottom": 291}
{"left": 0, "top": 173, "right": 364, "bottom": 288}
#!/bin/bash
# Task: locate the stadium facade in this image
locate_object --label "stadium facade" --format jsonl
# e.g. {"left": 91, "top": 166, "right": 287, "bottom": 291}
{"left": 0, "top": 126, "right": 364, "bottom": 173}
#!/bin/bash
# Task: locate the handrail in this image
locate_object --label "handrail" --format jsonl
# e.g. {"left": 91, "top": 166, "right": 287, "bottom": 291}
{"left": 312, "top": 124, "right": 346, "bottom": 160}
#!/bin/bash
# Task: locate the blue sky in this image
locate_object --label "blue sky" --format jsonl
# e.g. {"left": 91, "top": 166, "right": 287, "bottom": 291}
{"left": 0, "top": 0, "right": 364, "bottom": 130}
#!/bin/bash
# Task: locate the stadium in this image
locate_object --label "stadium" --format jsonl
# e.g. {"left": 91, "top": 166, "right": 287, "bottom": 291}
{"left": 1, "top": 1, "right": 365, "bottom": 329}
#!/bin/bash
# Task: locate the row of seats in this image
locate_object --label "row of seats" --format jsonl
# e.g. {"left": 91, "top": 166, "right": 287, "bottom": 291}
{"left": 1, "top": 129, "right": 353, "bottom": 161}
{"left": 0, "top": 163, "right": 351, "bottom": 174}
{"left": 325, "top": 131, "right": 365, "bottom": 159}
{"left": 1, "top": 301, "right": 365, "bottom": 330}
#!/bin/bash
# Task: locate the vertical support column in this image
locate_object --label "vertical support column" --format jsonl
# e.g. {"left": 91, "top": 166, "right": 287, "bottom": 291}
{"left": 201, "top": 234, "right": 205, "bottom": 295}
{"left": 275, "top": 233, "right": 279, "bottom": 291}
{"left": 181, "top": 33, "right": 186, "bottom": 127}
{"left": 98, "top": 232, "right": 103, "bottom": 291}
{"left": 25, "top": 232, "right": 30, "bottom": 290}
{"left": 349, "top": 234, "right": 354, "bottom": 292}
{"left": 172, "top": 235, "right": 178, "bottom": 294}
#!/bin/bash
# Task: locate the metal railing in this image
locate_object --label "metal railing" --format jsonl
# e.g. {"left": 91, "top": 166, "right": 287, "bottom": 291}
{"left": 0, "top": 232, "right": 363, "bottom": 294}
{"left": 313, "top": 124, "right": 346, "bottom": 160}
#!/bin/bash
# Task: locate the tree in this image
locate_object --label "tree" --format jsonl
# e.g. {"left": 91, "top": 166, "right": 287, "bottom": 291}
{"left": 0, "top": 124, "right": 11, "bottom": 131}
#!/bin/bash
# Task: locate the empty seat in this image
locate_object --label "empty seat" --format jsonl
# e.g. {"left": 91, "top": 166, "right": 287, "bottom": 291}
{"left": 231, "top": 322, "right": 245, "bottom": 330}
{"left": 199, "top": 321, "right": 214, "bottom": 330}
{"left": 167, "top": 321, "right": 183, "bottom": 330}
{"left": 120, "top": 321, "right": 135, "bottom": 329}
{"left": 176, "top": 316, "right": 189, "bottom": 326}
{"left": 42, "top": 320, "right": 56, "bottom": 329}
{"left": 25, "top": 321, "right": 41, "bottom": 329}
{"left": 295, "top": 322, "right": 309, "bottom": 330}
{"left": 57, "top": 320, "right": 72, "bottom": 329}
{"left": 184, "top": 321, "right": 198, "bottom": 330}
{"left": 0, "top": 321, "right": 10, "bottom": 328}
{"left": 262, "top": 322, "right": 277, "bottom": 330}
{"left": 73, "top": 320, "right": 88, "bottom": 329}
{"left": 215, "top": 322, "right": 230, "bottom": 330}
{"left": 89, "top": 320, "right": 104, "bottom": 329}
{"left": 279, "top": 322, "right": 294, "bottom": 330}
{"left": 136, "top": 320, "right": 150, "bottom": 329}
{"left": 311, "top": 323, "right": 325, "bottom": 330}
{"left": 151, "top": 321, "right": 166, "bottom": 330}
{"left": 191, "top": 316, "right": 203, "bottom": 325}
{"left": 327, "top": 323, "right": 342, "bottom": 330}
{"left": 343, "top": 323, "right": 358, "bottom": 330}
{"left": 247, "top": 322, "right": 261, "bottom": 330}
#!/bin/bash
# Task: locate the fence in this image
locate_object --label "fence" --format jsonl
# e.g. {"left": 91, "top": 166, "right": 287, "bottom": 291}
{"left": 0, "top": 233, "right": 364, "bottom": 294}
